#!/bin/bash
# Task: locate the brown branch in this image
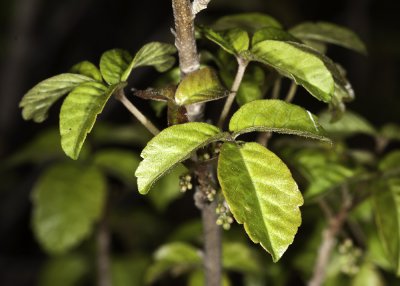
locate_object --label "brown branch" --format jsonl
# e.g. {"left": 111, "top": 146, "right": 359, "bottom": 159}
{"left": 97, "top": 213, "right": 111, "bottom": 286}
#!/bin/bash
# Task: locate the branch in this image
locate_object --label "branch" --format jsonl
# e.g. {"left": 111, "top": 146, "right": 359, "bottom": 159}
{"left": 115, "top": 89, "right": 160, "bottom": 135}
{"left": 192, "top": 0, "right": 212, "bottom": 16}
{"left": 97, "top": 211, "right": 111, "bottom": 286}
{"left": 218, "top": 58, "right": 249, "bottom": 129}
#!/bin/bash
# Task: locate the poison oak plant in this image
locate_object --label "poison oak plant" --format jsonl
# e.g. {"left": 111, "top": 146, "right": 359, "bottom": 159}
{"left": 19, "top": 0, "right": 400, "bottom": 285}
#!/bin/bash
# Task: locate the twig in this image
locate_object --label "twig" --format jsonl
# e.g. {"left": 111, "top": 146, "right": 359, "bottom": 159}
{"left": 218, "top": 58, "right": 249, "bottom": 129}
{"left": 284, "top": 81, "right": 298, "bottom": 103}
{"left": 115, "top": 90, "right": 160, "bottom": 135}
{"left": 308, "top": 198, "right": 351, "bottom": 286}
{"left": 192, "top": 0, "right": 212, "bottom": 15}
{"left": 97, "top": 213, "right": 111, "bottom": 286}
{"left": 271, "top": 77, "right": 282, "bottom": 99}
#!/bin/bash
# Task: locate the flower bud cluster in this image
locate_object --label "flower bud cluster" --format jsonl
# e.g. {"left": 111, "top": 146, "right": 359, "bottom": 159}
{"left": 216, "top": 202, "right": 234, "bottom": 230}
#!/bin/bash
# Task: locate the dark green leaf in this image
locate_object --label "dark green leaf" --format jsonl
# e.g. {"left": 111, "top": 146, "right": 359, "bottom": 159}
{"left": 201, "top": 27, "right": 249, "bottom": 55}
{"left": 135, "top": 122, "right": 223, "bottom": 194}
{"left": 381, "top": 123, "right": 400, "bottom": 141}
{"left": 99, "top": 49, "right": 132, "bottom": 85}
{"left": 252, "top": 27, "right": 300, "bottom": 46}
{"left": 213, "top": 13, "right": 282, "bottom": 33}
{"left": 251, "top": 41, "right": 335, "bottom": 102}
{"left": 121, "top": 42, "right": 176, "bottom": 81}
{"left": 38, "top": 255, "right": 89, "bottom": 286}
{"left": 188, "top": 270, "right": 231, "bottom": 286}
{"left": 20, "top": 73, "right": 94, "bottom": 122}
{"left": 93, "top": 149, "right": 141, "bottom": 186}
{"left": 319, "top": 110, "right": 376, "bottom": 137}
{"left": 60, "top": 82, "right": 125, "bottom": 160}
{"left": 223, "top": 242, "right": 262, "bottom": 274}
{"left": 175, "top": 67, "right": 227, "bottom": 105}
{"left": 32, "top": 163, "right": 106, "bottom": 254}
{"left": 379, "top": 150, "right": 400, "bottom": 171}
{"left": 70, "top": 61, "right": 103, "bottom": 82}
{"left": 148, "top": 164, "right": 187, "bottom": 212}
{"left": 290, "top": 22, "right": 367, "bottom": 55}
{"left": 91, "top": 123, "right": 152, "bottom": 146}
{"left": 111, "top": 256, "right": 150, "bottom": 286}
{"left": 229, "top": 99, "right": 330, "bottom": 142}
{"left": 145, "top": 242, "right": 201, "bottom": 283}
{"left": 218, "top": 142, "right": 303, "bottom": 262}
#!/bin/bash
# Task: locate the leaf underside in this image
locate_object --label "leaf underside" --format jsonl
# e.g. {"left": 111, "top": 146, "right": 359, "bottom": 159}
{"left": 213, "top": 13, "right": 282, "bottom": 33}
{"left": 218, "top": 142, "right": 303, "bottom": 262}
{"left": 99, "top": 49, "right": 132, "bottom": 85}
{"left": 70, "top": 61, "right": 103, "bottom": 82}
{"left": 229, "top": 99, "right": 330, "bottom": 142}
{"left": 135, "top": 122, "right": 223, "bottom": 194}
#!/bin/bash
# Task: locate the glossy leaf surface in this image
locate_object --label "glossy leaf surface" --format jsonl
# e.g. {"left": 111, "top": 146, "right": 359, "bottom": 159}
{"left": 135, "top": 122, "right": 223, "bottom": 194}
{"left": 175, "top": 67, "right": 227, "bottom": 105}
{"left": 99, "top": 49, "right": 132, "bottom": 85}
{"left": 32, "top": 163, "right": 106, "bottom": 254}
{"left": 290, "top": 22, "right": 367, "bottom": 54}
{"left": 20, "top": 73, "right": 94, "bottom": 122}
{"left": 218, "top": 142, "right": 303, "bottom": 261}
{"left": 70, "top": 61, "right": 102, "bottom": 82}
{"left": 251, "top": 41, "right": 334, "bottom": 102}
{"left": 230, "top": 99, "right": 330, "bottom": 142}
{"left": 121, "top": 42, "right": 176, "bottom": 81}
{"left": 60, "top": 82, "right": 123, "bottom": 160}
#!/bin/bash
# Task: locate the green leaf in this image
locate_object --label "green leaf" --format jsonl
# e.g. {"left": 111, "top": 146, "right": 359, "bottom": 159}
{"left": 319, "top": 110, "right": 377, "bottom": 137}
{"left": 188, "top": 270, "right": 231, "bottom": 286}
{"left": 201, "top": 27, "right": 250, "bottom": 55}
{"left": 223, "top": 242, "right": 262, "bottom": 274}
{"left": 70, "top": 61, "right": 103, "bottom": 82}
{"left": 38, "top": 255, "right": 89, "bottom": 286}
{"left": 290, "top": 22, "right": 367, "bottom": 55}
{"left": 213, "top": 13, "right": 282, "bottom": 33}
{"left": 111, "top": 256, "right": 150, "bottom": 286}
{"left": 20, "top": 73, "right": 94, "bottom": 122}
{"left": 99, "top": 49, "right": 132, "bottom": 85}
{"left": 218, "top": 142, "right": 303, "bottom": 262}
{"left": 135, "top": 122, "right": 223, "bottom": 194}
{"left": 145, "top": 242, "right": 202, "bottom": 284}
{"left": 175, "top": 67, "right": 227, "bottom": 105}
{"left": 60, "top": 82, "right": 124, "bottom": 160}
{"left": 372, "top": 178, "right": 400, "bottom": 275}
{"left": 121, "top": 42, "right": 176, "bottom": 81}
{"left": 32, "top": 163, "right": 106, "bottom": 254}
{"left": 251, "top": 41, "right": 335, "bottom": 102}
{"left": 91, "top": 123, "right": 152, "bottom": 146}
{"left": 351, "top": 263, "right": 385, "bottom": 286}
{"left": 229, "top": 99, "right": 330, "bottom": 142}
{"left": 379, "top": 150, "right": 400, "bottom": 171}
{"left": 252, "top": 27, "right": 300, "bottom": 46}
{"left": 148, "top": 164, "right": 187, "bottom": 212}
{"left": 381, "top": 123, "right": 400, "bottom": 141}
{"left": 93, "top": 149, "right": 141, "bottom": 186}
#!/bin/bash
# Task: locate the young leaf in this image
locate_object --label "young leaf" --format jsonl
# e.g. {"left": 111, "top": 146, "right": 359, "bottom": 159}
{"left": 319, "top": 110, "right": 377, "bottom": 138}
{"left": 93, "top": 149, "right": 141, "bottom": 186}
{"left": 218, "top": 142, "right": 303, "bottom": 262}
{"left": 20, "top": 73, "right": 94, "bottom": 123}
{"left": 99, "top": 49, "right": 132, "bottom": 85}
{"left": 175, "top": 67, "right": 227, "bottom": 105}
{"left": 32, "top": 163, "right": 106, "bottom": 254}
{"left": 213, "top": 13, "right": 282, "bottom": 33}
{"left": 60, "top": 82, "right": 125, "bottom": 160}
{"left": 121, "top": 42, "right": 176, "bottom": 81}
{"left": 290, "top": 22, "right": 367, "bottom": 55}
{"left": 201, "top": 27, "right": 249, "bottom": 55}
{"left": 229, "top": 99, "right": 330, "bottom": 142}
{"left": 252, "top": 27, "right": 300, "bottom": 46}
{"left": 135, "top": 122, "right": 224, "bottom": 194}
{"left": 251, "top": 41, "right": 335, "bottom": 102}
{"left": 70, "top": 61, "right": 103, "bottom": 82}
{"left": 145, "top": 242, "right": 201, "bottom": 284}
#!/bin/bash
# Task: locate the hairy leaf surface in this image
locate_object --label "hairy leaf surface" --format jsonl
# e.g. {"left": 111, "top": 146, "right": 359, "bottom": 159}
{"left": 175, "top": 67, "right": 227, "bottom": 105}
{"left": 251, "top": 41, "right": 334, "bottom": 102}
{"left": 135, "top": 122, "right": 223, "bottom": 194}
{"left": 20, "top": 73, "right": 94, "bottom": 122}
{"left": 290, "top": 22, "right": 367, "bottom": 55}
{"left": 70, "top": 61, "right": 102, "bottom": 82}
{"left": 229, "top": 99, "right": 330, "bottom": 142}
{"left": 60, "top": 82, "right": 124, "bottom": 160}
{"left": 218, "top": 142, "right": 303, "bottom": 262}
{"left": 32, "top": 163, "right": 106, "bottom": 254}
{"left": 121, "top": 42, "right": 176, "bottom": 81}
{"left": 99, "top": 49, "right": 132, "bottom": 85}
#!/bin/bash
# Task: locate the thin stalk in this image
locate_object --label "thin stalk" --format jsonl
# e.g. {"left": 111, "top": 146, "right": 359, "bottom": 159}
{"left": 271, "top": 77, "right": 282, "bottom": 99}
{"left": 115, "top": 90, "right": 160, "bottom": 135}
{"left": 97, "top": 214, "right": 111, "bottom": 286}
{"left": 218, "top": 58, "right": 248, "bottom": 129}
{"left": 284, "top": 81, "right": 298, "bottom": 103}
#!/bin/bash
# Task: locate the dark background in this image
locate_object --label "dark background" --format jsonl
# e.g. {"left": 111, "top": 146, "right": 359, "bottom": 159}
{"left": 0, "top": 0, "right": 399, "bottom": 285}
